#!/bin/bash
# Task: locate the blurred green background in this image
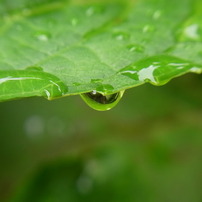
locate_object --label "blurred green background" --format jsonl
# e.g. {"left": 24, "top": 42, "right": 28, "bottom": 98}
{"left": 0, "top": 73, "right": 202, "bottom": 202}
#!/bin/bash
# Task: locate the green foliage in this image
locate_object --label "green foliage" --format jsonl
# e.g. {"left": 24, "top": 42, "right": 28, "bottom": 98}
{"left": 0, "top": 0, "right": 202, "bottom": 108}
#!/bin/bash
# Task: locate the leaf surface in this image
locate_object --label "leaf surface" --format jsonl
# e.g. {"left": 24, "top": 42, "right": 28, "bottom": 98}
{"left": 0, "top": 0, "right": 202, "bottom": 101}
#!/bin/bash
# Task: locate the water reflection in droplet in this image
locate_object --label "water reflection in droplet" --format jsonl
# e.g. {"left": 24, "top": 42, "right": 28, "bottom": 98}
{"left": 80, "top": 90, "right": 124, "bottom": 111}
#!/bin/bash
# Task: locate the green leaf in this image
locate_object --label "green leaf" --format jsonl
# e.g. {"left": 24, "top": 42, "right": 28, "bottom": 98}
{"left": 0, "top": 0, "right": 202, "bottom": 109}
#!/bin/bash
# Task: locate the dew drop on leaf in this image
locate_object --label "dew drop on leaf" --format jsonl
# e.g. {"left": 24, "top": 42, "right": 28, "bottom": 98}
{"left": 113, "top": 32, "right": 129, "bottom": 41}
{"left": 71, "top": 18, "right": 79, "bottom": 26}
{"left": 127, "top": 44, "right": 144, "bottom": 53}
{"left": 80, "top": 90, "right": 124, "bottom": 111}
{"left": 85, "top": 6, "right": 95, "bottom": 16}
{"left": 35, "top": 31, "right": 51, "bottom": 41}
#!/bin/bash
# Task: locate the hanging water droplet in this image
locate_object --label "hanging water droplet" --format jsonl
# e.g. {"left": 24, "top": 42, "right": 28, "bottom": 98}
{"left": 80, "top": 90, "right": 124, "bottom": 111}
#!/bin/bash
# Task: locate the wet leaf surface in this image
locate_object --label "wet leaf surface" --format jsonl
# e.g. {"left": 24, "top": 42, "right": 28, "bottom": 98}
{"left": 0, "top": 0, "right": 202, "bottom": 109}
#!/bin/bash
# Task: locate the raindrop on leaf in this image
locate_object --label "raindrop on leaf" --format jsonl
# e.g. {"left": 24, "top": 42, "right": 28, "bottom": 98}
{"left": 80, "top": 90, "right": 124, "bottom": 111}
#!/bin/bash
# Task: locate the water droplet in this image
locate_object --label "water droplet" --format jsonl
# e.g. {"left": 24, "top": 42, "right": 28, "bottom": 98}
{"left": 190, "top": 67, "right": 202, "bottom": 73}
{"left": 38, "top": 35, "right": 48, "bottom": 41}
{"left": 71, "top": 18, "right": 79, "bottom": 26}
{"left": 184, "top": 24, "right": 200, "bottom": 40}
{"left": 143, "top": 25, "right": 154, "bottom": 33}
{"left": 86, "top": 6, "right": 95, "bottom": 16}
{"left": 44, "top": 89, "right": 51, "bottom": 99}
{"left": 127, "top": 44, "right": 144, "bottom": 53}
{"left": 113, "top": 32, "right": 129, "bottom": 41}
{"left": 119, "top": 64, "right": 159, "bottom": 84}
{"left": 168, "top": 62, "right": 189, "bottom": 68}
{"left": 138, "top": 64, "right": 158, "bottom": 84}
{"left": 85, "top": 92, "right": 118, "bottom": 104}
{"left": 80, "top": 91, "right": 124, "bottom": 111}
{"left": 119, "top": 68, "right": 139, "bottom": 80}
{"left": 153, "top": 10, "right": 161, "bottom": 20}
{"left": 35, "top": 31, "right": 51, "bottom": 42}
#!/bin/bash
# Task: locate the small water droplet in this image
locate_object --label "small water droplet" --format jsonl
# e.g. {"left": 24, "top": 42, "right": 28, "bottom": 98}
{"left": 190, "top": 67, "right": 202, "bottom": 73}
{"left": 80, "top": 91, "right": 124, "bottom": 111}
{"left": 119, "top": 68, "right": 139, "bottom": 80}
{"left": 119, "top": 64, "right": 159, "bottom": 84}
{"left": 113, "top": 32, "right": 129, "bottom": 41}
{"left": 153, "top": 10, "right": 161, "bottom": 20}
{"left": 184, "top": 24, "right": 200, "bottom": 40}
{"left": 86, "top": 6, "right": 95, "bottom": 16}
{"left": 71, "top": 18, "right": 79, "bottom": 26}
{"left": 35, "top": 31, "right": 51, "bottom": 42}
{"left": 127, "top": 44, "right": 144, "bottom": 53}
{"left": 143, "top": 25, "right": 154, "bottom": 33}
{"left": 168, "top": 62, "right": 189, "bottom": 67}
{"left": 138, "top": 64, "right": 158, "bottom": 84}
{"left": 44, "top": 89, "right": 51, "bottom": 99}
{"left": 38, "top": 35, "right": 48, "bottom": 41}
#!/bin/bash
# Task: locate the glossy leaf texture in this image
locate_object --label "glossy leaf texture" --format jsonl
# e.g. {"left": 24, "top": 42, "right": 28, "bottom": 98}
{"left": 0, "top": 0, "right": 202, "bottom": 101}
